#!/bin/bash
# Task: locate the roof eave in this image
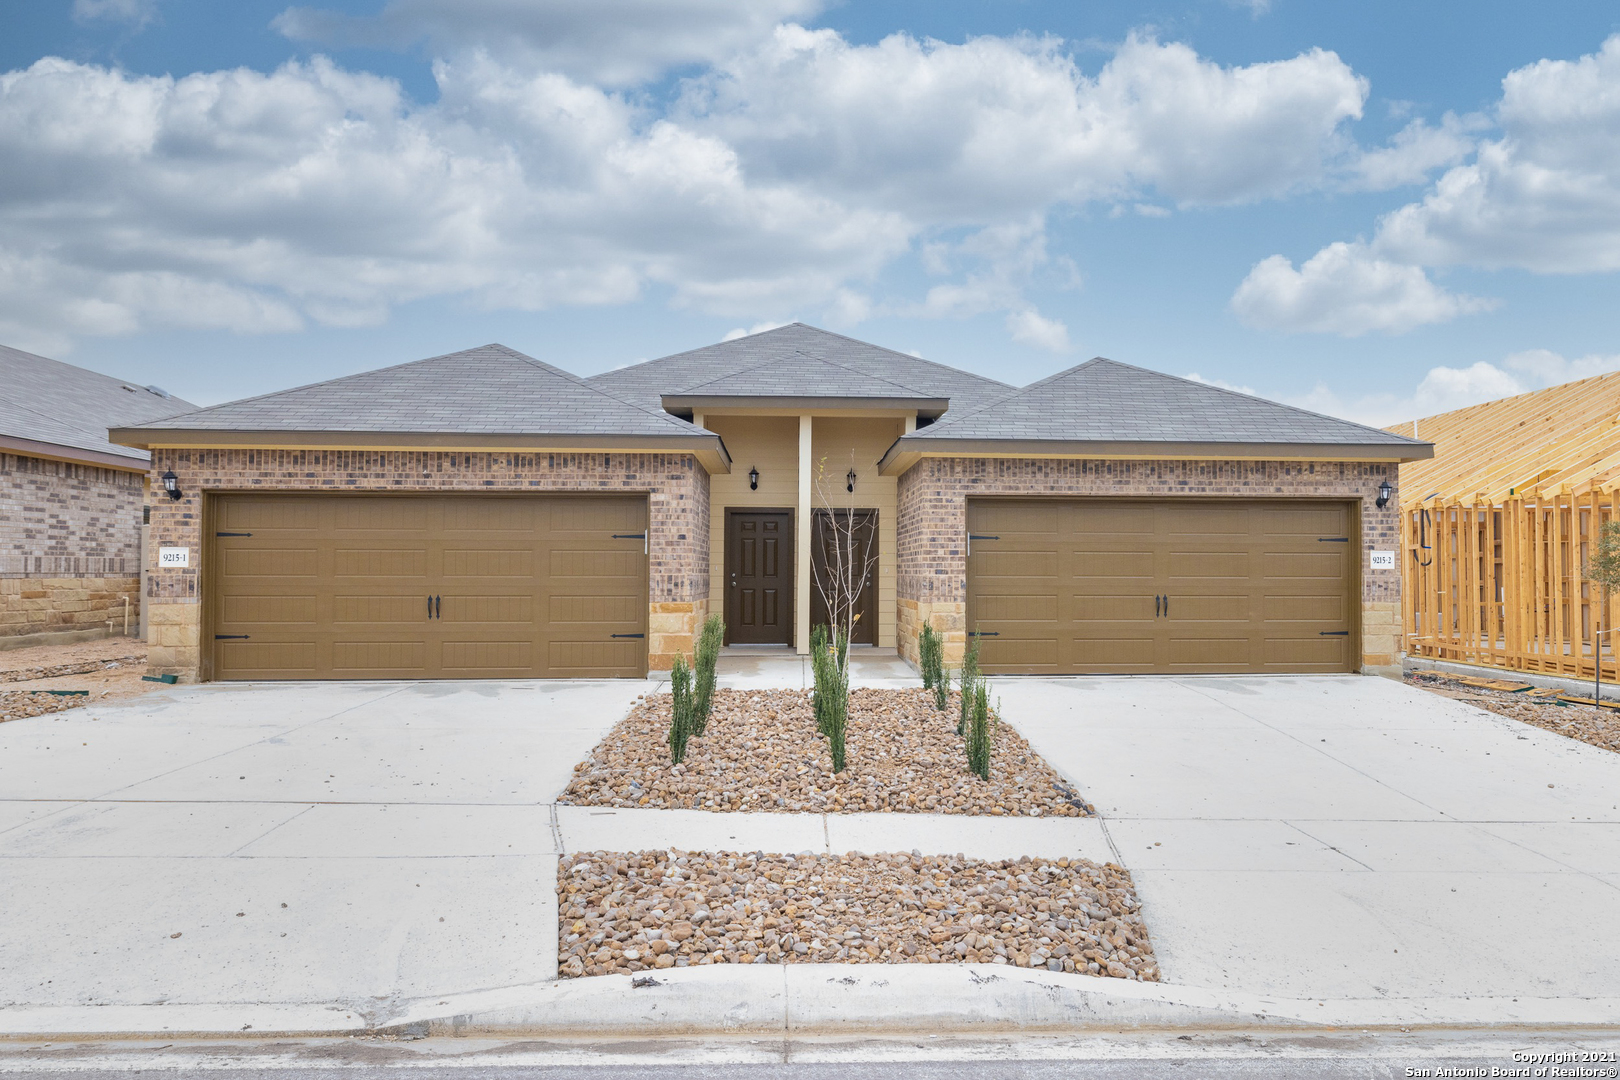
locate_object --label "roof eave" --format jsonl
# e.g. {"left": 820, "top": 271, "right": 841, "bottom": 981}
{"left": 2, "top": 432, "right": 149, "bottom": 472}
{"left": 662, "top": 394, "right": 950, "bottom": 416}
{"left": 109, "top": 428, "right": 733, "bottom": 474}
{"left": 877, "top": 437, "right": 1435, "bottom": 475}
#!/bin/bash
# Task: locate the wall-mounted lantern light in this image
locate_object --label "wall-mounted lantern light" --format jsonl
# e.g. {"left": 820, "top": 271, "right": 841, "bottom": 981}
{"left": 846, "top": 468, "right": 857, "bottom": 493}
{"left": 748, "top": 466, "right": 759, "bottom": 491}
{"left": 161, "top": 470, "right": 182, "bottom": 501}
{"left": 1375, "top": 480, "right": 1392, "bottom": 509}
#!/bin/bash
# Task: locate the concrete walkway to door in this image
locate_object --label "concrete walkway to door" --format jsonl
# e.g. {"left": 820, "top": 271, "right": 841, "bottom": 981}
{"left": 996, "top": 675, "right": 1620, "bottom": 1013}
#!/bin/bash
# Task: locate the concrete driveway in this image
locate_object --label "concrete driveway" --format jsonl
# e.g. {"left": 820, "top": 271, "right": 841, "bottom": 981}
{"left": 997, "top": 675, "right": 1620, "bottom": 1012}
{"left": 0, "top": 679, "right": 650, "bottom": 1023}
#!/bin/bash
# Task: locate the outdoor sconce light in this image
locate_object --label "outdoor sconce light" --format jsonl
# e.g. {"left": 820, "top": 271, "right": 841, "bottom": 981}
{"left": 846, "top": 468, "right": 857, "bottom": 493}
{"left": 749, "top": 466, "right": 759, "bottom": 491}
{"left": 1376, "top": 480, "right": 1392, "bottom": 509}
{"left": 161, "top": 470, "right": 182, "bottom": 501}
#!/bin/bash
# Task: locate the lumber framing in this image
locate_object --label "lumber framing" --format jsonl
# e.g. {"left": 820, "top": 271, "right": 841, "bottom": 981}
{"left": 1390, "top": 372, "right": 1620, "bottom": 683}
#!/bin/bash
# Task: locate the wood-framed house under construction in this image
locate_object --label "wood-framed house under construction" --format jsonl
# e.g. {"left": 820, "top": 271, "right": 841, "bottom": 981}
{"left": 1388, "top": 370, "right": 1620, "bottom": 683}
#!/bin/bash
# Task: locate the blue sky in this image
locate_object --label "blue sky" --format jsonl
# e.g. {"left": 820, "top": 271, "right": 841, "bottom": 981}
{"left": 2, "top": 0, "right": 1618, "bottom": 422}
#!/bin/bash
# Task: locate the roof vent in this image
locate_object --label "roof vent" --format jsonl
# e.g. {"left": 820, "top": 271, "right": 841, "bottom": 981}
{"left": 121, "top": 385, "right": 137, "bottom": 393}
{"left": 144, "top": 385, "right": 170, "bottom": 398}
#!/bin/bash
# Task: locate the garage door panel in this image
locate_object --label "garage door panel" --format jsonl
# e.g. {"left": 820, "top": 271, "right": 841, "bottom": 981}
{"left": 1262, "top": 551, "right": 1346, "bottom": 580}
{"left": 217, "top": 640, "right": 319, "bottom": 676}
{"left": 212, "top": 494, "right": 647, "bottom": 680}
{"left": 1265, "top": 593, "right": 1347, "bottom": 622}
{"left": 551, "top": 594, "right": 640, "bottom": 624}
{"left": 977, "top": 594, "right": 1057, "bottom": 621}
{"left": 975, "top": 550, "right": 1057, "bottom": 577}
{"left": 1259, "top": 506, "right": 1348, "bottom": 537}
{"left": 333, "top": 548, "right": 428, "bottom": 578}
{"left": 332, "top": 640, "right": 427, "bottom": 672}
{"left": 1074, "top": 636, "right": 1155, "bottom": 668}
{"left": 1263, "top": 636, "right": 1349, "bottom": 668}
{"left": 222, "top": 594, "right": 318, "bottom": 624}
{"left": 1071, "top": 550, "right": 1154, "bottom": 578}
{"left": 1167, "top": 636, "right": 1250, "bottom": 667}
{"left": 443, "top": 548, "right": 531, "bottom": 577}
{"left": 332, "top": 594, "right": 425, "bottom": 624}
{"left": 968, "top": 498, "right": 1356, "bottom": 675}
{"left": 1168, "top": 551, "right": 1249, "bottom": 579}
{"left": 335, "top": 499, "right": 427, "bottom": 532}
{"left": 548, "top": 639, "right": 644, "bottom": 676}
{"left": 979, "top": 636, "right": 1058, "bottom": 669}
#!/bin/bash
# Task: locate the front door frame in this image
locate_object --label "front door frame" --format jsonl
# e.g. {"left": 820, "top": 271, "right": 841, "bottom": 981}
{"left": 724, "top": 507, "right": 796, "bottom": 645}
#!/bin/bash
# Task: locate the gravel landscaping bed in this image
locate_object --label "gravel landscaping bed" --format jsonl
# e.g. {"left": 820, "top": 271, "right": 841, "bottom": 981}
{"left": 1409, "top": 672, "right": 1620, "bottom": 755}
{"left": 558, "top": 849, "right": 1156, "bottom": 981}
{"left": 0, "top": 641, "right": 152, "bottom": 724}
{"left": 561, "top": 687, "right": 1092, "bottom": 816}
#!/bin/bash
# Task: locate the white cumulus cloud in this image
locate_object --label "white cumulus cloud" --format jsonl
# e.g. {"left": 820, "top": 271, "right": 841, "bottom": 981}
{"left": 274, "top": 0, "right": 825, "bottom": 86}
{"left": 1230, "top": 241, "right": 1496, "bottom": 336}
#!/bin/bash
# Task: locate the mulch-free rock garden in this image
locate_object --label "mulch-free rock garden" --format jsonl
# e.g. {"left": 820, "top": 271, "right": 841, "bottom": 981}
{"left": 560, "top": 687, "right": 1092, "bottom": 817}
{"left": 558, "top": 848, "right": 1157, "bottom": 982}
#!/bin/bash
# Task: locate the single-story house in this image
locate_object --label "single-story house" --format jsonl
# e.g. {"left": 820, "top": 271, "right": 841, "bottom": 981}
{"left": 1, "top": 343, "right": 194, "bottom": 648}
{"left": 111, "top": 324, "right": 1430, "bottom": 682}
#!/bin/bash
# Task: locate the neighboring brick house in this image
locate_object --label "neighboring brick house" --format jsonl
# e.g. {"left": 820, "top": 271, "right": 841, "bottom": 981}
{"left": 1, "top": 344, "right": 194, "bottom": 648}
{"left": 111, "top": 326, "right": 1430, "bottom": 682}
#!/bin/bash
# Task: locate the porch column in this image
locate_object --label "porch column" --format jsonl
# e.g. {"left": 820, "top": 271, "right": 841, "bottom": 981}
{"left": 796, "top": 413, "right": 812, "bottom": 654}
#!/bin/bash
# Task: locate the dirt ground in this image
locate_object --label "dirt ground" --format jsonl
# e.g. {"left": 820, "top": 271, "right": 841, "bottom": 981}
{"left": 1407, "top": 670, "right": 1620, "bottom": 755}
{"left": 0, "top": 636, "right": 155, "bottom": 723}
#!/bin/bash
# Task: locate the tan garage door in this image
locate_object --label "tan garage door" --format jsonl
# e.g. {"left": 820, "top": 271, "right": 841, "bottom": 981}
{"left": 966, "top": 499, "right": 1357, "bottom": 675}
{"left": 209, "top": 494, "right": 647, "bottom": 680}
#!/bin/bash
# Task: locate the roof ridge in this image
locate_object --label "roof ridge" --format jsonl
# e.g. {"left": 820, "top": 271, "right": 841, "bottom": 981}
{"left": 1394, "top": 366, "right": 1620, "bottom": 430}
{"left": 783, "top": 324, "right": 1017, "bottom": 391}
{"left": 793, "top": 348, "right": 947, "bottom": 397}
{"left": 504, "top": 351, "right": 701, "bottom": 433}
{"left": 919, "top": 358, "right": 1108, "bottom": 436}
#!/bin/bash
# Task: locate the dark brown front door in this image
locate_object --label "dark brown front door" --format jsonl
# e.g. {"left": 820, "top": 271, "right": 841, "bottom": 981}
{"left": 810, "top": 509, "right": 876, "bottom": 644}
{"left": 726, "top": 510, "right": 793, "bottom": 644}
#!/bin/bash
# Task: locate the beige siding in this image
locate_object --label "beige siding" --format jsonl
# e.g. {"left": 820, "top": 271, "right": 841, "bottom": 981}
{"left": 706, "top": 414, "right": 903, "bottom": 649}
{"left": 810, "top": 417, "right": 901, "bottom": 648}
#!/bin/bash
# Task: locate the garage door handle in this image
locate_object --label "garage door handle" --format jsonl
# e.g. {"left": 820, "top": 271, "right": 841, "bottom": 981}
{"left": 434, "top": 595, "right": 441, "bottom": 619}
{"left": 1155, "top": 595, "right": 1162, "bottom": 617}
{"left": 215, "top": 634, "right": 249, "bottom": 640}
{"left": 611, "top": 633, "right": 645, "bottom": 639}
{"left": 1163, "top": 595, "right": 1169, "bottom": 616}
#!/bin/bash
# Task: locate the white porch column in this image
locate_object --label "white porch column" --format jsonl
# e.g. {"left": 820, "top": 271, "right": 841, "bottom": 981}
{"left": 796, "top": 413, "right": 812, "bottom": 654}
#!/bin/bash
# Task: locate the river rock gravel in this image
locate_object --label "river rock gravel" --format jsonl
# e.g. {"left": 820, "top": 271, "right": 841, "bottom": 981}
{"left": 557, "top": 849, "right": 1156, "bottom": 981}
{"left": 560, "top": 687, "right": 1092, "bottom": 816}
{"left": 1409, "top": 672, "right": 1620, "bottom": 755}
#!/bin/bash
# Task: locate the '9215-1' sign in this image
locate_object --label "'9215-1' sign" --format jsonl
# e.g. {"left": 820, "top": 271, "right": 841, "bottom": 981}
{"left": 158, "top": 547, "right": 189, "bottom": 568}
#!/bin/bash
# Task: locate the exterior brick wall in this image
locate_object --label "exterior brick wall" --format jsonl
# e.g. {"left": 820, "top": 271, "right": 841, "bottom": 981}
{"left": 896, "top": 457, "right": 1402, "bottom": 676}
{"left": 2, "top": 452, "right": 145, "bottom": 644}
{"left": 145, "top": 448, "right": 710, "bottom": 680}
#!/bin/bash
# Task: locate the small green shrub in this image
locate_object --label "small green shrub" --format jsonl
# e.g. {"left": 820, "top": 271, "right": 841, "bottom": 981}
{"left": 957, "top": 631, "right": 982, "bottom": 736}
{"left": 691, "top": 614, "right": 724, "bottom": 735}
{"left": 919, "top": 623, "right": 942, "bottom": 691}
{"left": 965, "top": 682, "right": 993, "bottom": 781}
{"left": 932, "top": 662, "right": 950, "bottom": 712}
{"left": 810, "top": 623, "right": 850, "bottom": 771}
{"left": 668, "top": 655, "right": 695, "bottom": 765}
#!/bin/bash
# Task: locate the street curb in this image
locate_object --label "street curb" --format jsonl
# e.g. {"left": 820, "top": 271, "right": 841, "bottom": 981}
{"left": 5, "top": 967, "right": 1620, "bottom": 1039}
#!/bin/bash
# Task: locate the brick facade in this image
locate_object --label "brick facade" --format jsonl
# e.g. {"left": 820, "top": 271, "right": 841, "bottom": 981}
{"left": 145, "top": 448, "right": 709, "bottom": 680}
{"left": 896, "top": 457, "right": 1402, "bottom": 676}
{"left": 2, "top": 452, "right": 145, "bottom": 645}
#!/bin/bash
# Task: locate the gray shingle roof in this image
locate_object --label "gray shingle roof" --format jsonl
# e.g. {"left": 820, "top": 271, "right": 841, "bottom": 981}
{"left": 0, "top": 343, "right": 195, "bottom": 465}
{"left": 589, "top": 323, "right": 1014, "bottom": 412}
{"left": 121, "top": 344, "right": 703, "bottom": 438}
{"left": 903, "top": 357, "right": 1430, "bottom": 449}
